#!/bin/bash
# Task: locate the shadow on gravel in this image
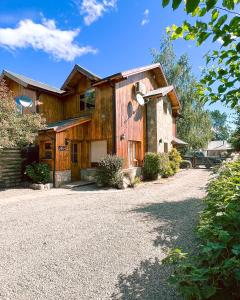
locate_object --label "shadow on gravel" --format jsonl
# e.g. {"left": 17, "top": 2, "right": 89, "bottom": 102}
{"left": 111, "top": 258, "right": 180, "bottom": 300}
{"left": 112, "top": 197, "right": 203, "bottom": 300}
{"left": 133, "top": 197, "right": 203, "bottom": 250}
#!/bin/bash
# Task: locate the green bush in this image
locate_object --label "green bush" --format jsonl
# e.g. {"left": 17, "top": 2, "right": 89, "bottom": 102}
{"left": 169, "top": 148, "right": 182, "bottom": 173}
{"left": 164, "top": 160, "right": 240, "bottom": 299}
{"left": 180, "top": 159, "right": 192, "bottom": 169}
{"left": 96, "top": 155, "right": 123, "bottom": 188}
{"left": 142, "top": 152, "right": 162, "bottom": 180}
{"left": 25, "top": 163, "right": 50, "bottom": 184}
{"left": 159, "top": 153, "right": 175, "bottom": 178}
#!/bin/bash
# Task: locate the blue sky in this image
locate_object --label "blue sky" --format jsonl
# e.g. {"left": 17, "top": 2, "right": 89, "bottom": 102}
{"left": 0, "top": 0, "right": 235, "bottom": 123}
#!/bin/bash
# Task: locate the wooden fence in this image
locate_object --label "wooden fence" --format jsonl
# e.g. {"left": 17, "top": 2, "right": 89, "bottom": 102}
{"left": 0, "top": 146, "right": 39, "bottom": 189}
{"left": 0, "top": 148, "right": 23, "bottom": 188}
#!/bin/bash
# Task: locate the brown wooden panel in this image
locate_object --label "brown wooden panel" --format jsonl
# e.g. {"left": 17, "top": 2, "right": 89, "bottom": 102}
{"left": 115, "top": 71, "right": 159, "bottom": 168}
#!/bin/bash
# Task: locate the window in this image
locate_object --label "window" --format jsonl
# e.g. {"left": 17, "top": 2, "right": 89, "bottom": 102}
{"left": 91, "top": 140, "right": 107, "bottom": 163}
{"left": 71, "top": 143, "right": 78, "bottom": 163}
{"left": 128, "top": 141, "right": 140, "bottom": 167}
{"left": 164, "top": 142, "right": 168, "bottom": 153}
{"left": 163, "top": 101, "right": 168, "bottom": 114}
{"left": 79, "top": 89, "right": 96, "bottom": 111}
{"left": 44, "top": 142, "right": 52, "bottom": 159}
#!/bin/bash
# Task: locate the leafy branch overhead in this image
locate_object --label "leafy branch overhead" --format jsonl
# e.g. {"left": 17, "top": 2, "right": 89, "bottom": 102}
{"left": 162, "top": 0, "right": 240, "bottom": 107}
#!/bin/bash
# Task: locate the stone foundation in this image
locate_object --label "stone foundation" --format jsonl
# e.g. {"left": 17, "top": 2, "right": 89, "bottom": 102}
{"left": 123, "top": 167, "right": 142, "bottom": 182}
{"left": 50, "top": 170, "right": 71, "bottom": 187}
{"left": 81, "top": 168, "right": 97, "bottom": 182}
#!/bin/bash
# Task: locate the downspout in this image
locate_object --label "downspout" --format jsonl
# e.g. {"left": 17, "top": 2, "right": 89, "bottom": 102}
{"left": 109, "top": 80, "right": 116, "bottom": 154}
{"left": 44, "top": 132, "right": 56, "bottom": 188}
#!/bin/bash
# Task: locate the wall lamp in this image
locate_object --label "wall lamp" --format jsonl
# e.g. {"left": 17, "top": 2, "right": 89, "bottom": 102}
{"left": 120, "top": 134, "right": 126, "bottom": 141}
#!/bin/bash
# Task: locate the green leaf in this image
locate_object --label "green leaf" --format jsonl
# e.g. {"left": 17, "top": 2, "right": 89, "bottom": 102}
{"left": 186, "top": 0, "right": 200, "bottom": 13}
{"left": 172, "top": 0, "right": 182, "bottom": 10}
{"left": 201, "top": 286, "right": 217, "bottom": 298}
{"left": 206, "top": 0, "right": 218, "bottom": 11}
{"left": 162, "top": 0, "right": 170, "bottom": 7}
{"left": 211, "top": 9, "right": 219, "bottom": 22}
{"left": 216, "top": 14, "right": 228, "bottom": 27}
{"left": 232, "top": 244, "right": 240, "bottom": 255}
{"left": 236, "top": 42, "right": 240, "bottom": 53}
{"left": 175, "top": 27, "right": 183, "bottom": 34}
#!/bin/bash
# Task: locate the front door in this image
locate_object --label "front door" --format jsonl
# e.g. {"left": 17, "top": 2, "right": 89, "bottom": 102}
{"left": 71, "top": 142, "right": 81, "bottom": 181}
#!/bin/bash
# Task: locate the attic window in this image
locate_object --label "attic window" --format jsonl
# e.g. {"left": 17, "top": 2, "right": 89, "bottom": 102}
{"left": 79, "top": 89, "right": 96, "bottom": 111}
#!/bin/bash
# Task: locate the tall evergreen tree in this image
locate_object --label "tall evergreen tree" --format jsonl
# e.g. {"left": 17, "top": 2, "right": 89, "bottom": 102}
{"left": 152, "top": 36, "right": 213, "bottom": 150}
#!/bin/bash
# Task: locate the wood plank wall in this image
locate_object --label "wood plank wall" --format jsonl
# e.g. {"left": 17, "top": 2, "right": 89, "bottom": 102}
{"left": 115, "top": 70, "right": 159, "bottom": 168}
{"left": 0, "top": 148, "right": 23, "bottom": 188}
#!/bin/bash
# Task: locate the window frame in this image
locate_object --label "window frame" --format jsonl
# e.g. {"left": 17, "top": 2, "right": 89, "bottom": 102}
{"left": 79, "top": 88, "right": 96, "bottom": 112}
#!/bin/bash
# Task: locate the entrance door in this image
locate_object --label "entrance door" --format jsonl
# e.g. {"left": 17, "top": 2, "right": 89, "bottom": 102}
{"left": 71, "top": 142, "right": 81, "bottom": 181}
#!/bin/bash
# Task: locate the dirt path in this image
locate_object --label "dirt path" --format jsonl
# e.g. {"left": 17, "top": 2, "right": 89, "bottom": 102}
{"left": 0, "top": 169, "right": 210, "bottom": 300}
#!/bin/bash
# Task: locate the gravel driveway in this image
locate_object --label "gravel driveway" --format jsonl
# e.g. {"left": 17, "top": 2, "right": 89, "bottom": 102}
{"left": 0, "top": 169, "right": 210, "bottom": 300}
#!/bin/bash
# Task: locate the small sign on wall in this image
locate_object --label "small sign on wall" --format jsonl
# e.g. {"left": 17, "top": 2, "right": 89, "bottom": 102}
{"left": 58, "top": 145, "right": 67, "bottom": 151}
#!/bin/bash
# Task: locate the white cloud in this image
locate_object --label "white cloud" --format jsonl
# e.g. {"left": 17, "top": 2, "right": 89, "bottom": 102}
{"left": 141, "top": 9, "right": 149, "bottom": 26}
{"left": 75, "top": 0, "right": 117, "bottom": 25}
{"left": 0, "top": 18, "right": 97, "bottom": 61}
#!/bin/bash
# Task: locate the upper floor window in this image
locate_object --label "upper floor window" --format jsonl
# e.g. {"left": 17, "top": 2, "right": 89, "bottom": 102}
{"left": 79, "top": 89, "right": 96, "bottom": 112}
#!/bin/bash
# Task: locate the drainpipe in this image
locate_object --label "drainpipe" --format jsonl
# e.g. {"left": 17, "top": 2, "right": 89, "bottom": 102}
{"left": 44, "top": 132, "right": 56, "bottom": 188}
{"left": 109, "top": 80, "right": 116, "bottom": 154}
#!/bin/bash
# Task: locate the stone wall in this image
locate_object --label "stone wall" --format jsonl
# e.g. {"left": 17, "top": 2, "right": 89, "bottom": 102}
{"left": 147, "top": 96, "right": 173, "bottom": 153}
{"left": 54, "top": 170, "right": 71, "bottom": 187}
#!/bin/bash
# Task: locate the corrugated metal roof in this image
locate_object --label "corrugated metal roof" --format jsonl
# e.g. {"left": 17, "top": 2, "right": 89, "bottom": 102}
{"left": 143, "top": 86, "right": 174, "bottom": 98}
{"left": 172, "top": 137, "right": 188, "bottom": 145}
{"left": 41, "top": 116, "right": 91, "bottom": 132}
{"left": 2, "top": 70, "right": 65, "bottom": 95}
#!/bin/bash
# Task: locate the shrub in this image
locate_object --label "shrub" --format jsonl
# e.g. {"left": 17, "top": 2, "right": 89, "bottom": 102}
{"left": 180, "top": 159, "right": 192, "bottom": 169}
{"left": 25, "top": 163, "right": 50, "bottom": 184}
{"left": 96, "top": 155, "right": 123, "bottom": 188}
{"left": 159, "top": 153, "right": 174, "bottom": 178}
{"left": 169, "top": 148, "right": 182, "bottom": 173}
{"left": 142, "top": 152, "right": 162, "bottom": 180}
{"left": 163, "top": 160, "right": 240, "bottom": 299}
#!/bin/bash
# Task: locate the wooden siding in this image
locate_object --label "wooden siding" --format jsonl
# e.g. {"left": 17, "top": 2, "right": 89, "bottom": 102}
{"left": 4, "top": 78, "right": 37, "bottom": 114}
{"left": 39, "top": 80, "right": 113, "bottom": 173}
{"left": 4, "top": 77, "right": 63, "bottom": 123}
{"left": 115, "top": 70, "right": 159, "bottom": 168}
{"left": 38, "top": 93, "right": 63, "bottom": 123}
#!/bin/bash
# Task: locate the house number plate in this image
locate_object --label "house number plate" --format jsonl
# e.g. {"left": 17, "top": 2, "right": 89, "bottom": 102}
{"left": 58, "top": 146, "right": 66, "bottom": 151}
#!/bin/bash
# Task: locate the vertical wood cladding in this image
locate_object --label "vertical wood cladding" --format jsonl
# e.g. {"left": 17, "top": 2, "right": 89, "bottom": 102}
{"left": 115, "top": 71, "right": 159, "bottom": 168}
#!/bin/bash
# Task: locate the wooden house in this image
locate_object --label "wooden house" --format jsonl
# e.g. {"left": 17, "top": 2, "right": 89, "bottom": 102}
{"left": 1, "top": 63, "right": 181, "bottom": 187}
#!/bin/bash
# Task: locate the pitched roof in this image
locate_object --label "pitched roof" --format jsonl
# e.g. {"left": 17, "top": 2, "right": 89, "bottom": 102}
{"left": 143, "top": 85, "right": 180, "bottom": 110}
{"left": 61, "top": 64, "right": 101, "bottom": 90}
{"left": 1, "top": 70, "right": 65, "bottom": 95}
{"left": 93, "top": 63, "right": 168, "bottom": 86}
{"left": 40, "top": 116, "right": 91, "bottom": 133}
{"left": 205, "top": 140, "right": 233, "bottom": 151}
{"left": 172, "top": 137, "right": 188, "bottom": 145}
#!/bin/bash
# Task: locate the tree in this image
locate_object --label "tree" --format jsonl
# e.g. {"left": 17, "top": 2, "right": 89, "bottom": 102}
{"left": 210, "top": 109, "right": 230, "bottom": 140}
{"left": 0, "top": 79, "right": 45, "bottom": 148}
{"left": 230, "top": 107, "right": 240, "bottom": 150}
{"left": 152, "top": 36, "right": 213, "bottom": 150}
{"left": 162, "top": 0, "right": 240, "bottom": 108}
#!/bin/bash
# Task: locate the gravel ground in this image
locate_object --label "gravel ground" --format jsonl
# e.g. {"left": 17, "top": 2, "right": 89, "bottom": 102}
{"left": 0, "top": 169, "right": 210, "bottom": 300}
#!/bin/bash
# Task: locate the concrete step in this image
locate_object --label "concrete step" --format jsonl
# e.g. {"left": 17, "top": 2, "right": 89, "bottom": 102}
{"left": 62, "top": 180, "right": 95, "bottom": 189}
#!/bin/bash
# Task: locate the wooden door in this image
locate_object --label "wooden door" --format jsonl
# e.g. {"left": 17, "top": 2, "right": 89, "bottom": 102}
{"left": 71, "top": 142, "right": 81, "bottom": 181}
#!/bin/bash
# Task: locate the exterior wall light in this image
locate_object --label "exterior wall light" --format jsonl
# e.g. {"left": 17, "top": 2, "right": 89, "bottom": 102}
{"left": 159, "top": 138, "right": 163, "bottom": 144}
{"left": 120, "top": 134, "right": 126, "bottom": 141}
{"left": 65, "top": 138, "right": 70, "bottom": 146}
